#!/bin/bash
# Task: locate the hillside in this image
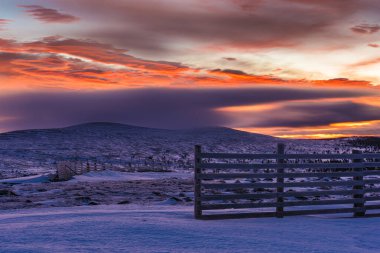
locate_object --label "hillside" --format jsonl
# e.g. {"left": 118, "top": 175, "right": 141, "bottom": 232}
{"left": 0, "top": 122, "right": 353, "bottom": 179}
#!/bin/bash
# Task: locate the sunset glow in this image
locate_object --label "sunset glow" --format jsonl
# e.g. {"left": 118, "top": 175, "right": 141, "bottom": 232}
{"left": 1, "top": 0, "right": 380, "bottom": 138}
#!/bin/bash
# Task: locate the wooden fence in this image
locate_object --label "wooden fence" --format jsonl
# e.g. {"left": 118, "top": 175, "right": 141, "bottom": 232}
{"left": 194, "top": 144, "right": 380, "bottom": 219}
{"left": 56, "top": 161, "right": 106, "bottom": 181}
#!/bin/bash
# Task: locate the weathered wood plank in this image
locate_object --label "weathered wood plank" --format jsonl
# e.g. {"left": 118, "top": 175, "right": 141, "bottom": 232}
{"left": 201, "top": 198, "right": 371, "bottom": 210}
{"left": 202, "top": 179, "right": 380, "bottom": 189}
{"left": 199, "top": 170, "right": 380, "bottom": 180}
{"left": 366, "top": 188, "right": 380, "bottom": 193}
{"left": 201, "top": 162, "right": 380, "bottom": 170}
{"left": 365, "top": 196, "right": 380, "bottom": 201}
{"left": 201, "top": 189, "right": 365, "bottom": 201}
{"left": 199, "top": 212, "right": 276, "bottom": 220}
{"left": 200, "top": 153, "right": 380, "bottom": 160}
{"left": 200, "top": 153, "right": 278, "bottom": 159}
{"left": 364, "top": 204, "right": 380, "bottom": 210}
{"left": 363, "top": 213, "right": 380, "bottom": 218}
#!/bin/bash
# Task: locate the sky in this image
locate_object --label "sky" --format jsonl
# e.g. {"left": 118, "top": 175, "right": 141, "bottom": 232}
{"left": 1, "top": 0, "right": 380, "bottom": 138}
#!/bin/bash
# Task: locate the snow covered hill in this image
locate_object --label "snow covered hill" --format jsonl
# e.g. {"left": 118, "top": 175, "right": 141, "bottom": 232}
{"left": 0, "top": 122, "right": 363, "bottom": 179}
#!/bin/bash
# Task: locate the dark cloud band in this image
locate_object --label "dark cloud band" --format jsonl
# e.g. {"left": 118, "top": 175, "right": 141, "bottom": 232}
{"left": 248, "top": 101, "right": 380, "bottom": 128}
{"left": 0, "top": 87, "right": 373, "bottom": 132}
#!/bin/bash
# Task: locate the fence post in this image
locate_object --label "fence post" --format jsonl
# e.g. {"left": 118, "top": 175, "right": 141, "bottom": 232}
{"left": 353, "top": 150, "right": 365, "bottom": 217}
{"left": 194, "top": 145, "right": 202, "bottom": 219}
{"left": 276, "top": 143, "right": 285, "bottom": 218}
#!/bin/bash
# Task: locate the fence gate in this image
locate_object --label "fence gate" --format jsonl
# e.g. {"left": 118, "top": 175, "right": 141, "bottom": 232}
{"left": 194, "top": 144, "right": 380, "bottom": 219}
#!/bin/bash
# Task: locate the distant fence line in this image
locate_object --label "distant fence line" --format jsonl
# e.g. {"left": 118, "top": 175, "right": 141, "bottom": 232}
{"left": 54, "top": 157, "right": 177, "bottom": 181}
{"left": 53, "top": 157, "right": 186, "bottom": 170}
{"left": 55, "top": 161, "right": 107, "bottom": 181}
{"left": 194, "top": 144, "right": 380, "bottom": 220}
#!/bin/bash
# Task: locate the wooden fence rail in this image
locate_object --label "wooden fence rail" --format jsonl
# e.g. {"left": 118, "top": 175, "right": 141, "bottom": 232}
{"left": 194, "top": 144, "right": 380, "bottom": 220}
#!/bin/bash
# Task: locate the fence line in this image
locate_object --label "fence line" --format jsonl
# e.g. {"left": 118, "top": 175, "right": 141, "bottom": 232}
{"left": 194, "top": 144, "right": 380, "bottom": 220}
{"left": 55, "top": 161, "right": 107, "bottom": 181}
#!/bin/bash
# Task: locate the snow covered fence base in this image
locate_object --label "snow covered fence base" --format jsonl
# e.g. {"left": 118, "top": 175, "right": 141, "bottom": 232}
{"left": 194, "top": 144, "right": 380, "bottom": 220}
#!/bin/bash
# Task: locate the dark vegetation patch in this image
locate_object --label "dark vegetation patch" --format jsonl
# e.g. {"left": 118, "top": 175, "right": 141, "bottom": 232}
{"left": 349, "top": 137, "right": 380, "bottom": 149}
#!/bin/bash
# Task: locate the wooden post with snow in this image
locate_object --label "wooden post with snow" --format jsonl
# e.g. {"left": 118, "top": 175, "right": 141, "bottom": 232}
{"left": 276, "top": 143, "right": 285, "bottom": 218}
{"left": 194, "top": 145, "right": 202, "bottom": 219}
{"left": 353, "top": 149, "right": 365, "bottom": 217}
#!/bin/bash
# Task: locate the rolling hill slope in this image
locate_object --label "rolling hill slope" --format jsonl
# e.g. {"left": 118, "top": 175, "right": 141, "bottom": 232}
{"left": 0, "top": 122, "right": 353, "bottom": 179}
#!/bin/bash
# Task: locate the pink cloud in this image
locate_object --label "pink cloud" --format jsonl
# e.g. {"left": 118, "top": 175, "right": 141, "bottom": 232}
{"left": 368, "top": 43, "right": 379, "bottom": 48}
{"left": 351, "top": 24, "right": 380, "bottom": 34}
{"left": 20, "top": 5, "right": 79, "bottom": 23}
{"left": 55, "top": 0, "right": 362, "bottom": 54}
{"left": 0, "top": 19, "right": 10, "bottom": 30}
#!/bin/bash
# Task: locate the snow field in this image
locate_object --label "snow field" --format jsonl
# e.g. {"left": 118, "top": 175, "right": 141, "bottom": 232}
{"left": 0, "top": 205, "right": 380, "bottom": 253}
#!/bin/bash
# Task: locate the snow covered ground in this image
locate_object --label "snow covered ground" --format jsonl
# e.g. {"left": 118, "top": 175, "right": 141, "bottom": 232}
{"left": 0, "top": 170, "right": 191, "bottom": 184}
{"left": 71, "top": 170, "right": 191, "bottom": 182}
{"left": 1, "top": 123, "right": 380, "bottom": 252}
{"left": 0, "top": 171, "right": 193, "bottom": 210}
{"left": 0, "top": 205, "right": 380, "bottom": 253}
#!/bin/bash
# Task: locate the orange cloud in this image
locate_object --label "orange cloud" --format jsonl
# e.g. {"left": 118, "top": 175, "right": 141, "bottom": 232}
{"left": 0, "top": 36, "right": 379, "bottom": 91}
{"left": 0, "top": 37, "right": 194, "bottom": 89}
{"left": 312, "top": 78, "right": 372, "bottom": 88}
{"left": 368, "top": 43, "right": 380, "bottom": 48}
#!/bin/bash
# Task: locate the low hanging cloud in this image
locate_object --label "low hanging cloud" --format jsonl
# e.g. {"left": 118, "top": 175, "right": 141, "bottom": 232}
{"left": 211, "top": 69, "right": 249, "bottom": 76}
{"left": 20, "top": 5, "right": 79, "bottom": 23}
{"left": 0, "top": 87, "right": 374, "bottom": 132}
{"left": 350, "top": 24, "right": 380, "bottom": 34}
{"left": 312, "top": 78, "right": 372, "bottom": 88}
{"left": 248, "top": 101, "right": 380, "bottom": 128}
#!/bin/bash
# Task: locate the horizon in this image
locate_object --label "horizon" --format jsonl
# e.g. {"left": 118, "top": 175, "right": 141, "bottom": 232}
{"left": 1, "top": 1, "right": 380, "bottom": 138}
{"left": 0, "top": 120, "right": 378, "bottom": 140}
